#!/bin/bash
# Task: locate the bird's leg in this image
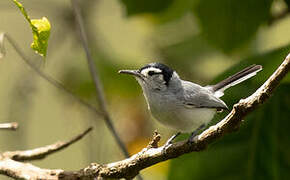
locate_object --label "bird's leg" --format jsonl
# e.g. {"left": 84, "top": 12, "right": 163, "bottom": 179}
{"left": 162, "top": 132, "right": 181, "bottom": 151}
{"left": 165, "top": 132, "right": 181, "bottom": 146}
{"left": 188, "top": 124, "right": 206, "bottom": 143}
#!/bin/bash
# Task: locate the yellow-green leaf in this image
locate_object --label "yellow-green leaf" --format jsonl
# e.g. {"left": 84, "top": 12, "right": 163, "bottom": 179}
{"left": 12, "top": 0, "right": 51, "bottom": 57}
{"left": 30, "top": 17, "right": 51, "bottom": 57}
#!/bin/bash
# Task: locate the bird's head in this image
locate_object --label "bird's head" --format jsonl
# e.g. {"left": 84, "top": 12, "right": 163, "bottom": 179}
{"left": 119, "top": 62, "right": 180, "bottom": 91}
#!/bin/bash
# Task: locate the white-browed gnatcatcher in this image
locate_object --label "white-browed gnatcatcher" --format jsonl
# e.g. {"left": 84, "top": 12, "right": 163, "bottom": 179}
{"left": 119, "top": 63, "right": 262, "bottom": 144}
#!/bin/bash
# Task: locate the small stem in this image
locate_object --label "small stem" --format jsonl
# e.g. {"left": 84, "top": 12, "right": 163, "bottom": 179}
{"left": 71, "top": 1, "right": 143, "bottom": 179}
{"left": 71, "top": 0, "right": 130, "bottom": 158}
{"left": 4, "top": 34, "right": 103, "bottom": 117}
{"left": 0, "top": 122, "right": 18, "bottom": 130}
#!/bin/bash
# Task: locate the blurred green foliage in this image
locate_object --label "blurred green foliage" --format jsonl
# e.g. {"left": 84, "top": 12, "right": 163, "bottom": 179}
{"left": 120, "top": 0, "right": 273, "bottom": 52}
{"left": 121, "top": 0, "right": 198, "bottom": 23}
{"left": 61, "top": 55, "right": 141, "bottom": 100}
{"left": 120, "top": 0, "right": 174, "bottom": 15}
{"left": 194, "top": 0, "right": 273, "bottom": 52}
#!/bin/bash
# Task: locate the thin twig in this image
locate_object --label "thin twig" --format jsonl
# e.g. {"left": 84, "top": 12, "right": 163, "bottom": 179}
{"left": 0, "top": 122, "right": 18, "bottom": 130}
{"left": 71, "top": 0, "right": 130, "bottom": 158}
{"left": 146, "top": 130, "right": 161, "bottom": 149}
{"left": 2, "top": 127, "right": 92, "bottom": 161}
{"left": 3, "top": 33, "right": 103, "bottom": 117}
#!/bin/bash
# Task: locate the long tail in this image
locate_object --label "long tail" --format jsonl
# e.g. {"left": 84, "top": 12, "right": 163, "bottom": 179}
{"left": 210, "top": 64, "right": 262, "bottom": 97}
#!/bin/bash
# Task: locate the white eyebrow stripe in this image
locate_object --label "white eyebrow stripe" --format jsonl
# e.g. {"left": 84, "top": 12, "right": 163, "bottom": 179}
{"left": 141, "top": 67, "right": 162, "bottom": 76}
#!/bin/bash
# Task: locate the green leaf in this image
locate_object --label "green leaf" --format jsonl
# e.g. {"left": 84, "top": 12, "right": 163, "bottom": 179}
{"left": 120, "top": 0, "right": 174, "bottom": 16}
{"left": 12, "top": 0, "right": 51, "bottom": 57}
{"left": 168, "top": 46, "right": 290, "bottom": 180}
{"left": 30, "top": 17, "right": 51, "bottom": 57}
{"left": 194, "top": 0, "right": 273, "bottom": 52}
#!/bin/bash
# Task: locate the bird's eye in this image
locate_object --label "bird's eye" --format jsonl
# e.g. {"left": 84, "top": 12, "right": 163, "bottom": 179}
{"left": 148, "top": 71, "right": 155, "bottom": 76}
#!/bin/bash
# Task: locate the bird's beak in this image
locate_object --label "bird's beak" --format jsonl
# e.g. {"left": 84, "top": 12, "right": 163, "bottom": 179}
{"left": 118, "top": 70, "right": 144, "bottom": 80}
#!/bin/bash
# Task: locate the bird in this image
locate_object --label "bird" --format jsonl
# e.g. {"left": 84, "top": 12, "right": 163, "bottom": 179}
{"left": 119, "top": 63, "right": 262, "bottom": 144}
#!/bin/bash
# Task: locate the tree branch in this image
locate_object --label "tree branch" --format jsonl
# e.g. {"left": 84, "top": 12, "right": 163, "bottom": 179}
{"left": 0, "top": 127, "right": 92, "bottom": 179}
{"left": 71, "top": 0, "right": 130, "bottom": 158}
{"left": 57, "top": 53, "right": 289, "bottom": 179}
{"left": 2, "top": 127, "right": 92, "bottom": 161}
{"left": 0, "top": 122, "right": 18, "bottom": 130}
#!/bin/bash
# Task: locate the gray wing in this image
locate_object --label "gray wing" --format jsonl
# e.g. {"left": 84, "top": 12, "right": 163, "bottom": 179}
{"left": 179, "top": 81, "right": 228, "bottom": 110}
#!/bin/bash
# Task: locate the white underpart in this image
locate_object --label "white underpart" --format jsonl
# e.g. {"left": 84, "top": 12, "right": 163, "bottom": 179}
{"left": 214, "top": 68, "right": 262, "bottom": 98}
{"left": 149, "top": 101, "right": 216, "bottom": 133}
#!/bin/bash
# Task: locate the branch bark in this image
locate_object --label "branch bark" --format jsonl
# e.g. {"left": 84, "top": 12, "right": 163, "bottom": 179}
{"left": 0, "top": 122, "right": 18, "bottom": 130}
{"left": 0, "top": 159, "right": 63, "bottom": 180}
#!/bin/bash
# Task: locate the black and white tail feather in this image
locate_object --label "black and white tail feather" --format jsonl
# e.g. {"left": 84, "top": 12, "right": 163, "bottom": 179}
{"left": 208, "top": 65, "right": 263, "bottom": 98}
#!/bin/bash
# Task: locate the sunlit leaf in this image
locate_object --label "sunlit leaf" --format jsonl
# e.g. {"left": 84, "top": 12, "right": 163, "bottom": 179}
{"left": 12, "top": 0, "right": 51, "bottom": 57}
{"left": 168, "top": 45, "right": 290, "bottom": 179}
{"left": 30, "top": 17, "right": 51, "bottom": 57}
